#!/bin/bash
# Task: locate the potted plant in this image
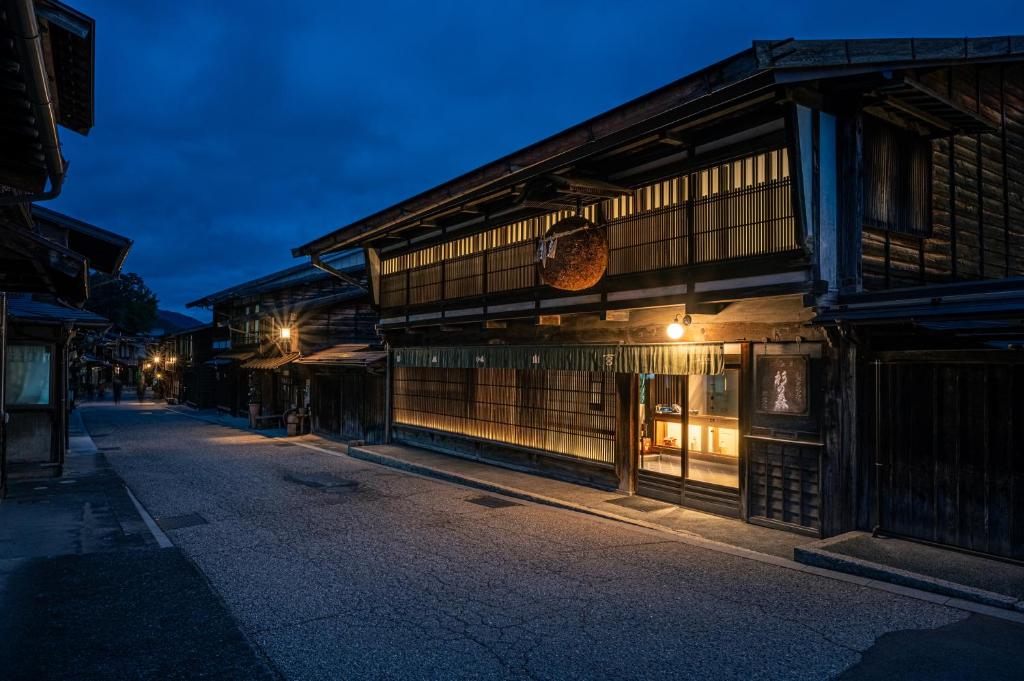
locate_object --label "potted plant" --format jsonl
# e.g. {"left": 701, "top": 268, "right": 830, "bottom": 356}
{"left": 247, "top": 377, "right": 262, "bottom": 428}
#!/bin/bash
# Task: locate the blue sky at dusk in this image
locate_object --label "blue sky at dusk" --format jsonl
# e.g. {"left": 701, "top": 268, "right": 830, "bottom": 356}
{"left": 49, "top": 0, "right": 1020, "bottom": 318}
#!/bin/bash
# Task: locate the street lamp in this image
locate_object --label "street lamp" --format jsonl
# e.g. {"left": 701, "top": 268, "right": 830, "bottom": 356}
{"left": 280, "top": 326, "right": 291, "bottom": 339}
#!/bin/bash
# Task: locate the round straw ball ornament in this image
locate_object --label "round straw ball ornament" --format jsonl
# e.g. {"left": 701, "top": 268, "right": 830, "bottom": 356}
{"left": 538, "top": 216, "right": 609, "bottom": 291}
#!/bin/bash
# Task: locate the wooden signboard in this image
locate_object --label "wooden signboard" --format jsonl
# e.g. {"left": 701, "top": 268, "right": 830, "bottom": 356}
{"left": 756, "top": 354, "right": 808, "bottom": 415}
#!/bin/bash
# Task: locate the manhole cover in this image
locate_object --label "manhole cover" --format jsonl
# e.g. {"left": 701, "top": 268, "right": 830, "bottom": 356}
{"left": 604, "top": 496, "right": 676, "bottom": 513}
{"left": 283, "top": 473, "right": 359, "bottom": 492}
{"left": 465, "top": 494, "right": 521, "bottom": 509}
{"left": 155, "top": 513, "right": 208, "bottom": 531}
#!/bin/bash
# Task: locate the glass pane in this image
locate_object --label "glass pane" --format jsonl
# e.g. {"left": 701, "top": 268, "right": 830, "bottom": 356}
{"left": 686, "top": 369, "right": 739, "bottom": 488}
{"left": 5, "top": 344, "right": 51, "bottom": 405}
{"left": 639, "top": 374, "right": 683, "bottom": 477}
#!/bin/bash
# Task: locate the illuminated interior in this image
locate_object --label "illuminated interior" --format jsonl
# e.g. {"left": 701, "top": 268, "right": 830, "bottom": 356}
{"left": 640, "top": 369, "right": 740, "bottom": 488}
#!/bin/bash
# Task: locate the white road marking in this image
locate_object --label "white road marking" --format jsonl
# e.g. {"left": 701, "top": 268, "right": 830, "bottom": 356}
{"left": 124, "top": 485, "right": 173, "bottom": 549}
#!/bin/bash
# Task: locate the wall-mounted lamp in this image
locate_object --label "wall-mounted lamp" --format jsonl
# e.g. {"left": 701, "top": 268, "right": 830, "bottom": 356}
{"left": 280, "top": 326, "right": 291, "bottom": 340}
{"left": 666, "top": 314, "right": 691, "bottom": 340}
{"left": 152, "top": 355, "right": 161, "bottom": 363}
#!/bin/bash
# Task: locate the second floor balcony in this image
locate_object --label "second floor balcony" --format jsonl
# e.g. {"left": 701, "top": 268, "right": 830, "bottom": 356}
{"left": 378, "top": 148, "right": 804, "bottom": 325}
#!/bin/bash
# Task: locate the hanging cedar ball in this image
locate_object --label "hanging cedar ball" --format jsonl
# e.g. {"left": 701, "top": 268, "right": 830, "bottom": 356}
{"left": 538, "top": 216, "right": 609, "bottom": 291}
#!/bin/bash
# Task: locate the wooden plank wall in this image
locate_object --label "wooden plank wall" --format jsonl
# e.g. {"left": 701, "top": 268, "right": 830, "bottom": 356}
{"left": 299, "top": 303, "right": 378, "bottom": 353}
{"left": 862, "top": 63, "right": 1024, "bottom": 289}
{"left": 872, "top": 359, "right": 1024, "bottom": 559}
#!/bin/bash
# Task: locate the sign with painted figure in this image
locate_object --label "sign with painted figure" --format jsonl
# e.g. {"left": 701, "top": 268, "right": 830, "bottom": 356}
{"left": 756, "top": 354, "right": 808, "bottom": 415}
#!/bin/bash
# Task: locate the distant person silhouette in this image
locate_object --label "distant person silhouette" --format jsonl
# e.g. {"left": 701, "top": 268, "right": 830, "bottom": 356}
{"left": 112, "top": 378, "right": 123, "bottom": 405}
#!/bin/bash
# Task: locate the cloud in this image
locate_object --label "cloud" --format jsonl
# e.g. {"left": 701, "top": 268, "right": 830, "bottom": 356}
{"left": 50, "top": 0, "right": 1020, "bottom": 315}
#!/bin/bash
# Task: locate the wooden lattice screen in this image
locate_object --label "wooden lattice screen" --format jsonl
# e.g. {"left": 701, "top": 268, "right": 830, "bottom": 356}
{"left": 392, "top": 367, "right": 616, "bottom": 464}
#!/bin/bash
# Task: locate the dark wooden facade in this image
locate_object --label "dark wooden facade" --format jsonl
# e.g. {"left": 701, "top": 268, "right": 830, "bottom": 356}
{"left": 187, "top": 251, "right": 385, "bottom": 442}
{"left": 159, "top": 325, "right": 215, "bottom": 408}
{"left": 293, "top": 36, "right": 1024, "bottom": 558}
{"left": 4, "top": 296, "right": 109, "bottom": 476}
{"left": 860, "top": 63, "right": 1024, "bottom": 289}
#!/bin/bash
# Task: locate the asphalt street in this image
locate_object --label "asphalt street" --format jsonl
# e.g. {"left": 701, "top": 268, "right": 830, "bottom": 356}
{"left": 82, "top": 402, "right": 1024, "bottom": 680}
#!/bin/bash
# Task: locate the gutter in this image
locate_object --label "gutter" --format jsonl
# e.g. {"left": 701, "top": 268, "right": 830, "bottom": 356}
{"left": 0, "top": 0, "right": 65, "bottom": 205}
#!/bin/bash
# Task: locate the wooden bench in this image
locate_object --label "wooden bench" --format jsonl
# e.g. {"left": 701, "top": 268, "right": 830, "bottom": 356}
{"left": 252, "top": 413, "right": 284, "bottom": 429}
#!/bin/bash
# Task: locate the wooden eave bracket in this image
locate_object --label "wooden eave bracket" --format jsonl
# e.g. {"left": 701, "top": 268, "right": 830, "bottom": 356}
{"left": 870, "top": 77, "right": 998, "bottom": 136}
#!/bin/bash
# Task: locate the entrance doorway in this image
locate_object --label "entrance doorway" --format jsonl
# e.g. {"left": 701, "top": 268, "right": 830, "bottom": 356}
{"left": 636, "top": 362, "right": 742, "bottom": 517}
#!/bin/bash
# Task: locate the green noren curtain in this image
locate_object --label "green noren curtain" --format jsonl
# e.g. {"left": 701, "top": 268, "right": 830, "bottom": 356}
{"left": 392, "top": 344, "right": 723, "bottom": 375}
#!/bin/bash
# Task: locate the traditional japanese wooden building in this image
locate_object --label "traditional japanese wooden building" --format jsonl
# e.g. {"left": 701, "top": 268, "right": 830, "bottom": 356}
{"left": 5, "top": 294, "right": 109, "bottom": 473}
{"left": 158, "top": 324, "right": 215, "bottom": 407}
{"left": 294, "top": 36, "right": 1024, "bottom": 559}
{"left": 0, "top": 0, "right": 100, "bottom": 492}
{"left": 187, "top": 250, "right": 385, "bottom": 441}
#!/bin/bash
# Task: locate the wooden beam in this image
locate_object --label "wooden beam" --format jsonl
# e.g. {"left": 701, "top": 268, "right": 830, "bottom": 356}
{"left": 685, "top": 302, "right": 727, "bottom": 315}
{"left": 536, "top": 315, "right": 561, "bottom": 326}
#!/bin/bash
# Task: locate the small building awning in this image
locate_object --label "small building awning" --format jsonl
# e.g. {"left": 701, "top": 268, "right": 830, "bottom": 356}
{"left": 76, "top": 353, "right": 109, "bottom": 367}
{"left": 393, "top": 343, "right": 724, "bottom": 375}
{"left": 241, "top": 352, "right": 301, "bottom": 370}
{"left": 6, "top": 295, "right": 109, "bottom": 327}
{"left": 204, "top": 351, "right": 255, "bottom": 367}
{"left": 295, "top": 344, "right": 386, "bottom": 367}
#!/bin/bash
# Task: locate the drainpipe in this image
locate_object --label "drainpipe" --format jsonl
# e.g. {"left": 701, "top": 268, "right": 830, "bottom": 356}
{"left": 310, "top": 253, "right": 367, "bottom": 291}
{"left": 0, "top": 0, "right": 66, "bottom": 205}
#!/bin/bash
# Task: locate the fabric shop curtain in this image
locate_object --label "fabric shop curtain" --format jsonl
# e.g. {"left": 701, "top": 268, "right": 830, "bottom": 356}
{"left": 392, "top": 343, "right": 724, "bottom": 375}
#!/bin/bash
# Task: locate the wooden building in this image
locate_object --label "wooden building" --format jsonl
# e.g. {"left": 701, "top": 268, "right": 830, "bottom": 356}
{"left": 0, "top": 0, "right": 96, "bottom": 494}
{"left": 157, "top": 324, "right": 215, "bottom": 407}
{"left": 294, "top": 37, "right": 1024, "bottom": 558}
{"left": 187, "top": 250, "right": 385, "bottom": 441}
{"left": 5, "top": 295, "right": 109, "bottom": 474}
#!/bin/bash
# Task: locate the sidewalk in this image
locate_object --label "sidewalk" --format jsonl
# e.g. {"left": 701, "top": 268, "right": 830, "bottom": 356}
{"left": 796, "top": 532, "right": 1024, "bottom": 611}
{"left": 165, "top": 404, "right": 1024, "bottom": 620}
{"left": 0, "top": 408, "right": 277, "bottom": 681}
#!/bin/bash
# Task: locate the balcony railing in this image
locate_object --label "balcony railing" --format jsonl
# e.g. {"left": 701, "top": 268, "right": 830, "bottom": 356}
{"left": 232, "top": 332, "right": 266, "bottom": 347}
{"left": 381, "top": 176, "right": 797, "bottom": 312}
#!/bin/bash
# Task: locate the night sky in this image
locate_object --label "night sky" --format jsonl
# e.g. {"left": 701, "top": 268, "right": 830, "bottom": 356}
{"left": 48, "top": 1, "right": 1019, "bottom": 319}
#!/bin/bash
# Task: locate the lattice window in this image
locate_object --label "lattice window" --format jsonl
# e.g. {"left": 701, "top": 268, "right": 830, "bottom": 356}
{"left": 863, "top": 117, "right": 932, "bottom": 236}
{"left": 393, "top": 367, "right": 616, "bottom": 464}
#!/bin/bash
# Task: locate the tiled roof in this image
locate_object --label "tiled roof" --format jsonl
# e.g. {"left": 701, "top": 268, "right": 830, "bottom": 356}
{"left": 6, "top": 295, "right": 108, "bottom": 326}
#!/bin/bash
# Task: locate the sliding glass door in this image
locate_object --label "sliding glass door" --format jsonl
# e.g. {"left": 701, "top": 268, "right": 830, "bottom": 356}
{"left": 637, "top": 364, "right": 741, "bottom": 515}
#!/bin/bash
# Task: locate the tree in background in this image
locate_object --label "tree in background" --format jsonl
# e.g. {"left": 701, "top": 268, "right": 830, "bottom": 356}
{"left": 85, "top": 271, "right": 159, "bottom": 335}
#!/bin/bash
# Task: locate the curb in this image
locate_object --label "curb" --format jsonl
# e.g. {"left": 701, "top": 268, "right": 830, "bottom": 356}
{"left": 348, "top": 445, "right": 1024, "bottom": 625}
{"left": 794, "top": 542, "right": 1022, "bottom": 611}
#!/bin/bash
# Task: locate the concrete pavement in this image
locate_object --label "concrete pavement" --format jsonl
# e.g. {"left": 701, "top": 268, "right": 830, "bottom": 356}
{"left": 0, "top": 408, "right": 278, "bottom": 681}
{"left": 75, "top": 401, "right": 1024, "bottom": 680}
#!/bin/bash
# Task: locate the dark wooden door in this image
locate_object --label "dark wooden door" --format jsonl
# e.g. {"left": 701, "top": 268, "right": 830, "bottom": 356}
{"left": 313, "top": 374, "right": 341, "bottom": 435}
{"left": 340, "top": 373, "right": 363, "bottom": 440}
{"left": 873, "top": 359, "right": 1024, "bottom": 559}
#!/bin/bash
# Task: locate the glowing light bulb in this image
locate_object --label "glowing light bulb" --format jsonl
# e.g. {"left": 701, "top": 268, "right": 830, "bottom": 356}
{"left": 280, "top": 327, "right": 291, "bottom": 339}
{"left": 666, "top": 322, "right": 684, "bottom": 340}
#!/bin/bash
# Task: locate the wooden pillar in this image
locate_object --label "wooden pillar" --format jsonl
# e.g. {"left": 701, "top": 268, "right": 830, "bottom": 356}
{"left": 837, "top": 109, "right": 864, "bottom": 294}
{"left": 820, "top": 329, "right": 859, "bottom": 536}
{"left": 614, "top": 372, "right": 638, "bottom": 494}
